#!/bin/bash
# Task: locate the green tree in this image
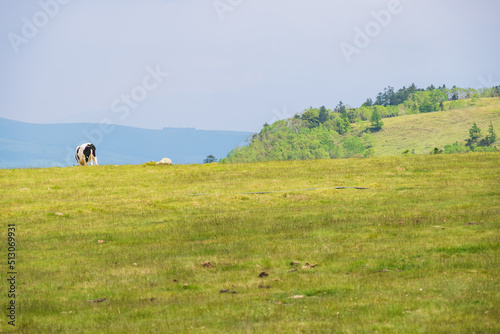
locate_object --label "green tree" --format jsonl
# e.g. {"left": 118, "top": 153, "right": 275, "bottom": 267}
{"left": 370, "top": 107, "right": 384, "bottom": 130}
{"left": 431, "top": 147, "right": 443, "bottom": 154}
{"left": 471, "top": 92, "right": 480, "bottom": 103}
{"left": 335, "top": 116, "right": 350, "bottom": 135}
{"left": 301, "top": 109, "right": 320, "bottom": 128}
{"left": 336, "top": 101, "right": 348, "bottom": 120}
{"left": 466, "top": 122, "right": 481, "bottom": 147}
{"left": 342, "top": 136, "right": 365, "bottom": 157}
{"left": 478, "top": 121, "right": 496, "bottom": 147}
{"left": 203, "top": 155, "right": 217, "bottom": 164}
{"left": 318, "top": 106, "right": 328, "bottom": 124}
{"left": 419, "top": 97, "right": 438, "bottom": 113}
{"left": 362, "top": 98, "right": 373, "bottom": 107}
{"left": 332, "top": 144, "right": 345, "bottom": 158}
{"left": 487, "top": 121, "right": 496, "bottom": 144}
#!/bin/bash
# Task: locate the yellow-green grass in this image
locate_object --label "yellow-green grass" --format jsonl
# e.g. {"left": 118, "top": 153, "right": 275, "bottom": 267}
{"left": 367, "top": 97, "right": 500, "bottom": 156}
{"left": 1, "top": 153, "right": 499, "bottom": 333}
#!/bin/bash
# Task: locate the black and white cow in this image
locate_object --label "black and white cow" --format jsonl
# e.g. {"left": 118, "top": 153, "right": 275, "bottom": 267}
{"left": 75, "top": 143, "right": 98, "bottom": 166}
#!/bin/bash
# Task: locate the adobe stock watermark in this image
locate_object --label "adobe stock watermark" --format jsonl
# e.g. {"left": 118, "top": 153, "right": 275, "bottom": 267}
{"left": 63, "top": 64, "right": 169, "bottom": 166}
{"left": 269, "top": 106, "right": 292, "bottom": 125}
{"left": 7, "top": 0, "right": 71, "bottom": 54}
{"left": 477, "top": 74, "right": 499, "bottom": 90}
{"left": 213, "top": 0, "right": 243, "bottom": 21}
{"left": 339, "top": 0, "right": 412, "bottom": 64}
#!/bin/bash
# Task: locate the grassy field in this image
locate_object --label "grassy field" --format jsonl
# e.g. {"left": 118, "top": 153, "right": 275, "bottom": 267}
{"left": 366, "top": 97, "right": 500, "bottom": 156}
{"left": 1, "top": 153, "right": 499, "bottom": 333}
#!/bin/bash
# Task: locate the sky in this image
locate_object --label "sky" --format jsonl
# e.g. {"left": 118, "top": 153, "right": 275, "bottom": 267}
{"left": 1, "top": 0, "right": 499, "bottom": 132}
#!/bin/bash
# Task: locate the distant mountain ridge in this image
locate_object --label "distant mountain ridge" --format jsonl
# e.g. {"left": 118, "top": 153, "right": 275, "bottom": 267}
{"left": 0, "top": 118, "right": 251, "bottom": 168}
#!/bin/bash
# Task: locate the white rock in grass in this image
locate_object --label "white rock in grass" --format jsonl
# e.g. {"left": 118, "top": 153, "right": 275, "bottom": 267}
{"left": 156, "top": 158, "right": 172, "bottom": 165}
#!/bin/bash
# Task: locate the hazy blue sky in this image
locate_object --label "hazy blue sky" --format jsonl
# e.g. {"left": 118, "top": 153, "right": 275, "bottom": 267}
{"left": 1, "top": 0, "right": 499, "bottom": 132}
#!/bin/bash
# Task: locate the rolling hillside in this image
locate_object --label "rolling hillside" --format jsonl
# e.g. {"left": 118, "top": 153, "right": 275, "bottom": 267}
{"left": 368, "top": 97, "right": 500, "bottom": 155}
{"left": 222, "top": 97, "right": 500, "bottom": 163}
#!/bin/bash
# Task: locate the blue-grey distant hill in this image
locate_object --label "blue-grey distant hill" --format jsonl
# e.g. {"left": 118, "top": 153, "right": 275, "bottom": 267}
{"left": 0, "top": 117, "right": 251, "bottom": 168}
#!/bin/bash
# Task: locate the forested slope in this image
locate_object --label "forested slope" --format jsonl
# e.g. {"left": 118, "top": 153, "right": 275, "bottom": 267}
{"left": 221, "top": 85, "right": 500, "bottom": 163}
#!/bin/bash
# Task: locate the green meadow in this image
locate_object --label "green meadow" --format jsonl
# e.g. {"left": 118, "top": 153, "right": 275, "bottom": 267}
{"left": 1, "top": 153, "right": 499, "bottom": 333}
